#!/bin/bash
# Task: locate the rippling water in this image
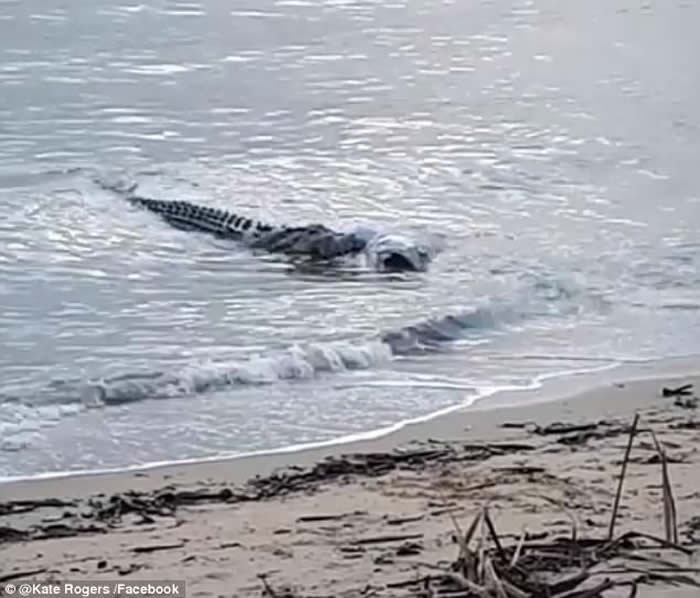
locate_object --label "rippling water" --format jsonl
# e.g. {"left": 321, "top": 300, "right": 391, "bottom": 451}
{"left": 1, "top": 0, "right": 699, "bottom": 478}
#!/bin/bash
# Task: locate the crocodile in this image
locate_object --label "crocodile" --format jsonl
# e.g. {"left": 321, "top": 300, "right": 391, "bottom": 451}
{"left": 101, "top": 182, "right": 441, "bottom": 271}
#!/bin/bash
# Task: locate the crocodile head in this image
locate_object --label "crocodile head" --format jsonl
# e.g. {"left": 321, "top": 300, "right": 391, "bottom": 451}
{"left": 363, "top": 231, "right": 443, "bottom": 272}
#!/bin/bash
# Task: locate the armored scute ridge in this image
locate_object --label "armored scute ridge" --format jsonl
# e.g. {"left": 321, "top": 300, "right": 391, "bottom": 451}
{"left": 100, "top": 181, "right": 439, "bottom": 271}
{"left": 128, "top": 195, "right": 368, "bottom": 261}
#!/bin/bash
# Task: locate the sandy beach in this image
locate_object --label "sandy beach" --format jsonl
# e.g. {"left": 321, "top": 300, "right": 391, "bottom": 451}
{"left": 2, "top": 0, "right": 700, "bottom": 595}
{"left": 2, "top": 361, "right": 700, "bottom": 597}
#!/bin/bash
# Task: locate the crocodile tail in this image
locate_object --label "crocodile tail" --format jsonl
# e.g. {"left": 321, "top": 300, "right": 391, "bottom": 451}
{"left": 96, "top": 179, "right": 276, "bottom": 240}
{"left": 130, "top": 196, "right": 275, "bottom": 240}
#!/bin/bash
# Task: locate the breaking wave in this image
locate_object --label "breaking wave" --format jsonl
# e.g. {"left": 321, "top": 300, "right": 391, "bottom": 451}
{"left": 77, "top": 296, "right": 530, "bottom": 405}
{"left": 1, "top": 276, "right": 591, "bottom": 412}
{"left": 82, "top": 340, "right": 393, "bottom": 405}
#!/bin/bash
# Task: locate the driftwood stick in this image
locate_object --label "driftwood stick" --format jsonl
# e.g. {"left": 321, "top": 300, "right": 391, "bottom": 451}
{"left": 662, "top": 384, "right": 693, "bottom": 397}
{"left": 130, "top": 542, "right": 185, "bottom": 553}
{"left": 352, "top": 533, "right": 423, "bottom": 545}
{"left": 483, "top": 557, "right": 508, "bottom": 598}
{"left": 386, "top": 514, "right": 425, "bottom": 526}
{"left": 548, "top": 570, "right": 590, "bottom": 595}
{"left": 483, "top": 508, "right": 507, "bottom": 562}
{"left": 296, "top": 513, "right": 350, "bottom": 523}
{"left": 606, "top": 531, "right": 693, "bottom": 556}
{"left": 555, "top": 578, "right": 615, "bottom": 598}
{"left": 593, "top": 567, "right": 700, "bottom": 575}
{"left": 257, "top": 574, "right": 279, "bottom": 598}
{"left": 510, "top": 528, "right": 527, "bottom": 567}
{"left": 608, "top": 414, "right": 640, "bottom": 540}
{"left": 0, "top": 569, "right": 48, "bottom": 583}
{"left": 648, "top": 429, "right": 678, "bottom": 544}
{"left": 500, "top": 578, "right": 530, "bottom": 598}
{"left": 461, "top": 509, "right": 484, "bottom": 581}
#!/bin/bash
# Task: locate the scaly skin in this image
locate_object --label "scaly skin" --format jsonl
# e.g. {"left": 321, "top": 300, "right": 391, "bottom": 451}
{"left": 129, "top": 194, "right": 367, "bottom": 260}
{"left": 99, "top": 181, "right": 437, "bottom": 271}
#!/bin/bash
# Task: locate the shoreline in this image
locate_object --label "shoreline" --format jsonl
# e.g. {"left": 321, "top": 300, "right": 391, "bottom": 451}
{"left": 2, "top": 354, "right": 698, "bottom": 498}
{"left": 2, "top": 362, "right": 699, "bottom": 596}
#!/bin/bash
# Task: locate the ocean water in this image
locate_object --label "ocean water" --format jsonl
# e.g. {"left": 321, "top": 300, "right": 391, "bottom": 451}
{"left": 1, "top": 0, "right": 699, "bottom": 479}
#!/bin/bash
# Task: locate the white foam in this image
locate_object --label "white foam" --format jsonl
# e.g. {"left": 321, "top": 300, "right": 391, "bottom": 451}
{"left": 81, "top": 339, "right": 393, "bottom": 404}
{"left": 0, "top": 357, "right": 635, "bottom": 485}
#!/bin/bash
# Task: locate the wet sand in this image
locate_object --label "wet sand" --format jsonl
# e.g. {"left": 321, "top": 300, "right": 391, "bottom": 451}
{"left": 1, "top": 360, "right": 699, "bottom": 597}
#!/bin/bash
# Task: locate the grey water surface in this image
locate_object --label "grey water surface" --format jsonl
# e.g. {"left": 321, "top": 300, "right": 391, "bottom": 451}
{"left": 1, "top": 0, "right": 699, "bottom": 478}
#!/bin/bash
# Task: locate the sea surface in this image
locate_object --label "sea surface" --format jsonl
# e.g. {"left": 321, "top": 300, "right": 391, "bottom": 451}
{"left": 1, "top": 0, "right": 699, "bottom": 479}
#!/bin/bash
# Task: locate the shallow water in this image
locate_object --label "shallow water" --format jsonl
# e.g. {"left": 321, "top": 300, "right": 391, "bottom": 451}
{"left": 1, "top": 0, "right": 699, "bottom": 478}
